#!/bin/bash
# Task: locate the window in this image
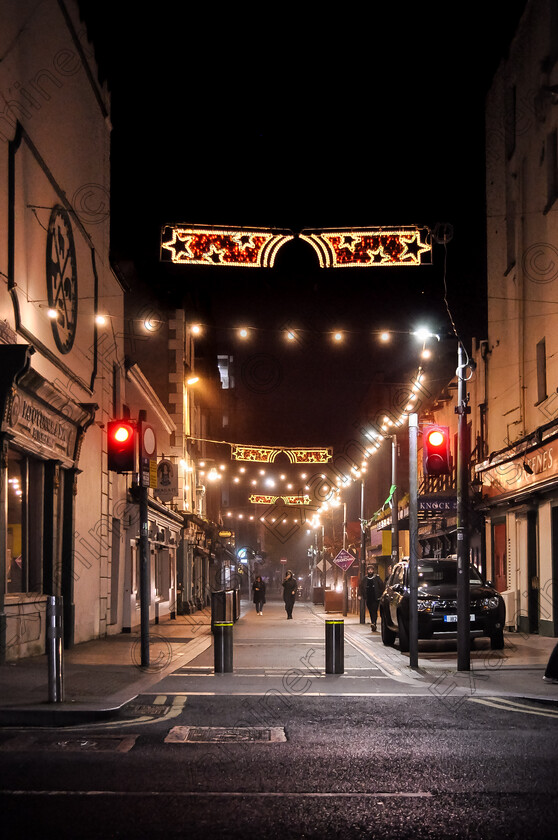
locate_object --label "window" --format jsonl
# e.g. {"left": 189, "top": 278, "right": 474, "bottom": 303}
{"left": 7, "top": 450, "right": 44, "bottom": 593}
{"left": 505, "top": 84, "right": 516, "bottom": 160}
{"left": 536, "top": 337, "right": 547, "bottom": 404}
{"left": 546, "top": 129, "right": 558, "bottom": 213}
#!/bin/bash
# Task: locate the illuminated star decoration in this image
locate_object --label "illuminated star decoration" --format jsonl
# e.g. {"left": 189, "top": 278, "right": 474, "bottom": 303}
{"left": 231, "top": 445, "right": 332, "bottom": 463}
{"left": 160, "top": 225, "right": 294, "bottom": 268}
{"left": 299, "top": 227, "right": 432, "bottom": 268}
{"left": 249, "top": 494, "right": 311, "bottom": 505}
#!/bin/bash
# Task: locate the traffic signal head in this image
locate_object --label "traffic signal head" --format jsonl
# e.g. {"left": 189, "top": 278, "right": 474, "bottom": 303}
{"left": 107, "top": 420, "right": 136, "bottom": 473}
{"left": 423, "top": 424, "right": 451, "bottom": 476}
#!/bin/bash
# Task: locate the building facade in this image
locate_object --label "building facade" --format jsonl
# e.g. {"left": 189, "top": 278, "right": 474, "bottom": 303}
{"left": 476, "top": 0, "right": 558, "bottom": 637}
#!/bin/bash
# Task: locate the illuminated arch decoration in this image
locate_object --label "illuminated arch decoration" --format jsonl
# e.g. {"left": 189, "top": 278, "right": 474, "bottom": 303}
{"left": 231, "top": 444, "right": 332, "bottom": 463}
{"left": 249, "top": 494, "right": 311, "bottom": 505}
{"left": 160, "top": 225, "right": 294, "bottom": 268}
{"left": 299, "top": 227, "right": 432, "bottom": 268}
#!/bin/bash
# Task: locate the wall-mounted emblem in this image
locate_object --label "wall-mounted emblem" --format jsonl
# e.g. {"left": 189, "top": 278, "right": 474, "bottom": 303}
{"left": 46, "top": 206, "right": 78, "bottom": 354}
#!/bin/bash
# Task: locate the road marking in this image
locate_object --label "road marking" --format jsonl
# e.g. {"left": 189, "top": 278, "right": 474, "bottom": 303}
{"left": 138, "top": 691, "right": 433, "bottom": 697}
{"left": 56, "top": 695, "right": 189, "bottom": 731}
{"left": 0, "top": 790, "right": 433, "bottom": 798}
{"left": 469, "top": 697, "right": 558, "bottom": 718}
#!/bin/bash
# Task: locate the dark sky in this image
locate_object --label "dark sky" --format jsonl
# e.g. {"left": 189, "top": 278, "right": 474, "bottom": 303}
{"left": 79, "top": 1, "right": 527, "bottom": 338}
{"left": 78, "top": 1, "right": 528, "bottom": 526}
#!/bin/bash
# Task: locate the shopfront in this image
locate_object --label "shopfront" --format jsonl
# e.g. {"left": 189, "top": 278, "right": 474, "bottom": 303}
{"left": 477, "top": 437, "right": 558, "bottom": 637}
{"left": 0, "top": 344, "right": 96, "bottom": 660}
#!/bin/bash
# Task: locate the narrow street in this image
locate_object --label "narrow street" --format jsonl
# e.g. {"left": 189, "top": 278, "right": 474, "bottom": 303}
{"left": 1, "top": 600, "right": 557, "bottom": 839}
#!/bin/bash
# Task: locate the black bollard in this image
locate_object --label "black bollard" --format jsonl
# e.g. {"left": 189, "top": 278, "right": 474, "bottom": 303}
{"left": 213, "top": 621, "right": 233, "bottom": 673}
{"left": 325, "top": 619, "right": 344, "bottom": 674}
{"left": 46, "top": 595, "right": 64, "bottom": 702}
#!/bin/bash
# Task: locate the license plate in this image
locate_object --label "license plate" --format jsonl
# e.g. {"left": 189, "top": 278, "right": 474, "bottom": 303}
{"left": 444, "top": 614, "right": 475, "bottom": 622}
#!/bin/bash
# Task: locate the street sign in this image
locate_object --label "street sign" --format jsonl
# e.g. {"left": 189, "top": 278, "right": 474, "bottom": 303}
{"left": 333, "top": 549, "right": 355, "bottom": 572}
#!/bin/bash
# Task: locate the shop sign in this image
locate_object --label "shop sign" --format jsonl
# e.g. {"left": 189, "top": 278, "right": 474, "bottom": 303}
{"left": 480, "top": 441, "right": 558, "bottom": 499}
{"left": 156, "top": 458, "right": 178, "bottom": 501}
{"left": 8, "top": 389, "right": 76, "bottom": 461}
{"left": 418, "top": 495, "right": 457, "bottom": 512}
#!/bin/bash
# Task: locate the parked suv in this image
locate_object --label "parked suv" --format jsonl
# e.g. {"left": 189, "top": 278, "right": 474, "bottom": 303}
{"left": 379, "top": 558, "right": 506, "bottom": 652}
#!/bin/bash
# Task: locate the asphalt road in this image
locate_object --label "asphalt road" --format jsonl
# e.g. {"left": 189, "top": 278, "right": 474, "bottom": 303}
{"left": 1, "top": 694, "right": 557, "bottom": 839}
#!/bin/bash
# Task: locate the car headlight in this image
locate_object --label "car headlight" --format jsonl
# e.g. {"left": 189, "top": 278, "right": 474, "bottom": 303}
{"left": 479, "top": 596, "right": 500, "bottom": 609}
{"left": 417, "top": 598, "right": 432, "bottom": 612}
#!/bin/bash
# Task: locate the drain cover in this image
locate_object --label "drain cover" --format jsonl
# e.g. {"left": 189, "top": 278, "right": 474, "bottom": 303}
{"left": 164, "top": 726, "right": 286, "bottom": 743}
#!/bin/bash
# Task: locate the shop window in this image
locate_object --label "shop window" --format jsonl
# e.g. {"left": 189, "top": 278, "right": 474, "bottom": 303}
{"left": 492, "top": 520, "right": 507, "bottom": 592}
{"left": 7, "top": 450, "right": 44, "bottom": 594}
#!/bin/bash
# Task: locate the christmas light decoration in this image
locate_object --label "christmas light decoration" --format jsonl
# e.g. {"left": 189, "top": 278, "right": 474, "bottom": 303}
{"left": 231, "top": 444, "right": 332, "bottom": 463}
{"left": 248, "top": 494, "right": 311, "bottom": 505}
{"left": 160, "top": 225, "right": 294, "bottom": 268}
{"left": 286, "top": 448, "right": 332, "bottom": 464}
{"left": 231, "top": 445, "right": 278, "bottom": 463}
{"left": 299, "top": 227, "right": 432, "bottom": 268}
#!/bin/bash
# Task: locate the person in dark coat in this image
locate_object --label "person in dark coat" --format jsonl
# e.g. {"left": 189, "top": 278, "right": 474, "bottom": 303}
{"left": 282, "top": 570, "right": 297, "bottom": 619}
{"left": 543, "top": 640, "right": 558, "bottom": 684}
{"left": 359, "top": 565, "right": 385, "bottom": 631}
{"left": 252, "top": 576, "right": 266, "bottom": 615}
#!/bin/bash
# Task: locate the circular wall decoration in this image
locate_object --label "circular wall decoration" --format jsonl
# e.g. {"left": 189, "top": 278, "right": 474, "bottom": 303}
{"left": 46, "top": 206, "right": 78, "bottom": 354}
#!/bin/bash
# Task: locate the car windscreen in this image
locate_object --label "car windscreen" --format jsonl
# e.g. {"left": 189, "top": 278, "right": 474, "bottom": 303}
{"left": 417, "top": 563, "right": 484, "bottom": 586}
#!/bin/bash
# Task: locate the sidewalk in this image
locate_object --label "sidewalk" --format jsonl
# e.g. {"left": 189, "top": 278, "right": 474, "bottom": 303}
{"left": 0, "top": 600, "right": 556, "bottom": 726}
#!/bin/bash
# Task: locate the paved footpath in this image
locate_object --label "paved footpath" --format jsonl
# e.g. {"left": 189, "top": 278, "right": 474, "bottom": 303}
{"left": 0, "top": 598, "right": 557, "bottom": 725}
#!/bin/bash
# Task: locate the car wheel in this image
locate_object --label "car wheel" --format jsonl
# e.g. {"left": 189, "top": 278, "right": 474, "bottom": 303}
{"left": 490, "top": 629, "right": 504, "bottom": 650}
{"left": 381, "top": 608, "right": 396, "bottom": 646}
{"left": 397, "top": 613, "right": 409, "bottom": 653}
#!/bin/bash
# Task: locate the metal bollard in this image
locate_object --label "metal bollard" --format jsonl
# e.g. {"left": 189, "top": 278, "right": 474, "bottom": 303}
{"left": 325, "top": 619, "right": 344, "bottom": 674}
{"left": 46, "top": 595, "right": 64, "bottom": 702}
{"left": 213, "top": 621, "right": 233, "bottom": 673}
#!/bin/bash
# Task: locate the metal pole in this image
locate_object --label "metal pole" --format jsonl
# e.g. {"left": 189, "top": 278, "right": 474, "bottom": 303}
{"left": 360, "top": 478, "right": 366, "bottom": 624}
{"left": 46, "top": 595, "right": 64, "bottom": 702}
{"left": 409, "top": 415, "right": 419, "bottom": 669}
{"left": 342, "top": 502, "right": 348, "bottom": 617}
{"left": 139, "top": 483, "right": 150, "bottom": 668}
{"left": 391, "top": 435, "right": 399, "bottom": 567}
{"left": 456, "top": 342, "right": 471, "bottom": 671}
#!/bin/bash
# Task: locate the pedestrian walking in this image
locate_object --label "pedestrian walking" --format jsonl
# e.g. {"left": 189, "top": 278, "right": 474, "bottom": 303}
{"left": 282, "top": 570, "right": 297, "bottom": 619}
{"left": 359, "top": 565, "right": 385, "bottom": 631}
{"left": 543, "top": 640, "right": 558, "bottom": 684}
{"left": 252, "top": 575, "right": 266, "bottom": 615}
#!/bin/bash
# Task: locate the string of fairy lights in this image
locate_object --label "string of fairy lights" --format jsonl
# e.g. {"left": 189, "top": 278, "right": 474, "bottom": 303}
{"left": 190, "top": 364, "right": 430, "bottom": 530}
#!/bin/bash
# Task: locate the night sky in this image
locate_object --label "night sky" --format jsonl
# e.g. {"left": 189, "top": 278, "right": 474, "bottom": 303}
{"left": 77, "top": 2, "right": 528, "bottom": 550}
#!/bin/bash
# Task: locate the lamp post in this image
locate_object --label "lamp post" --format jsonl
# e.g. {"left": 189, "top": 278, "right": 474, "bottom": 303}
{"left": 360, "top": 475, "right": 367, "bottom": 624}
{"left": 456, "top": 341, "right": 471, "bottom": 672}
{"left": 390, "top": 435, "right": 399, "bottom": 569}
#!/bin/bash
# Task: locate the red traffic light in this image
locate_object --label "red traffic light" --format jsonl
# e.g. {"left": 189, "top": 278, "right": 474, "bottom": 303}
{"left": 107, "top": 420, "right": 136, "bottom": 473}
{"left": 423, "top": 424, "right": 451, "bottom": 476}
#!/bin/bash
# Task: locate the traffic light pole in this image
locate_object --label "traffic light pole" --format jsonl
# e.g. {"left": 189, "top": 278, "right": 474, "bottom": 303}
{"left": 456, "top": 342, "right": 471, "bottom": 672}
{"left": 359, "top": 478, "right": 366, "bottom": 624}
{"left": 139, "top": 481, "right": 150, "bottom": 668}
{"left": 408, "top": 414, "right": 419, "bottom": 669}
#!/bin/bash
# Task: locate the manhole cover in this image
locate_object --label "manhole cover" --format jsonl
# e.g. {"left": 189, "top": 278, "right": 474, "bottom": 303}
{"left": 0, "top": 735, "right": 137, "bottom": 753}
{"left": 164, "top": 726, "right": 286, "bottom": 743}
